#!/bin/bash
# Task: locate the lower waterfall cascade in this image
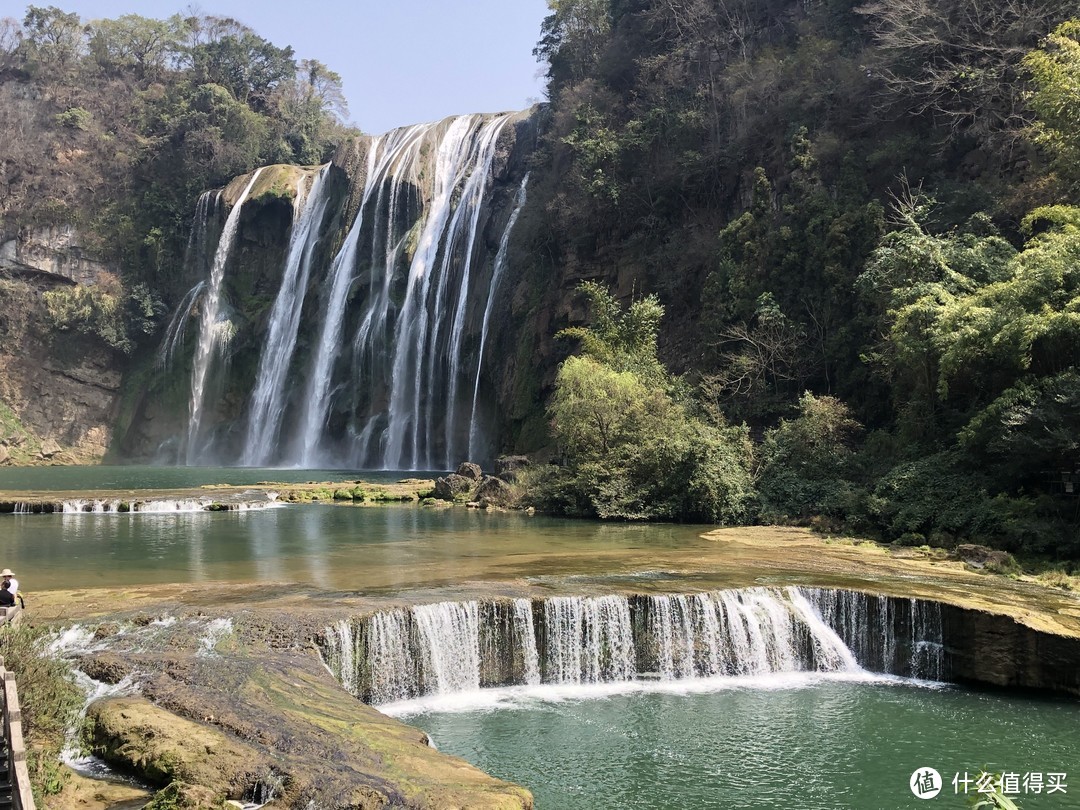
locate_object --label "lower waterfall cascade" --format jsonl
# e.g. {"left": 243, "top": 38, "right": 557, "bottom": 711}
{"left": 319, "top": 587, "right": 945, "bottom": 705}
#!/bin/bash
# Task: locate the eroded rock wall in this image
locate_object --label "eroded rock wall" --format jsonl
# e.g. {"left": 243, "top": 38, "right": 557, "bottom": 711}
{"left": 0, "top": 236, "right": 122, "bottom": 463}
{"left": 943, "top": 605, "right": 1080, "bottom": 697}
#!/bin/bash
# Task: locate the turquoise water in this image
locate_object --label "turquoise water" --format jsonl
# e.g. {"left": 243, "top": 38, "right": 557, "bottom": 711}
{"left": 406, "top": 677, "right": 1080, "bottom": 810}
{"left": 0, "top": 465, "right": 425, "bottom": 491}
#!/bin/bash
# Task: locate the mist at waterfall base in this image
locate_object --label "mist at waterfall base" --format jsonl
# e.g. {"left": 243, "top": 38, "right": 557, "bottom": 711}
{"left": 168, "top": 112, "right": 532, "bottom": 471}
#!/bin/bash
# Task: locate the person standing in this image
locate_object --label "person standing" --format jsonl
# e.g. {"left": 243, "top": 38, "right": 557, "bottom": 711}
{"left": 1, "top": 569, "right": 18, "bottom": 601}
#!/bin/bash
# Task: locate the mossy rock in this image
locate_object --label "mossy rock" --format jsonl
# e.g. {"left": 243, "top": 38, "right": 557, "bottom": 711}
{"left": 144, "top": 781, "right": 223, "bottom": 810}
{"left": 85, "top": 697, "right": 272, "bottom": 797}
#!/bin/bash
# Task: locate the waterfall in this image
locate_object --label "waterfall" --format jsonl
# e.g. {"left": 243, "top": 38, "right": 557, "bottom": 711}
{"left": 382, "top": 114, "right": 513, "bottom": 470}
{"left": 434, "top": 116, "right": 512, "bottom": 467}
{"left": 468, "top": 172, "right": 529, "bottom": 460}
{"left": 241, "top": 165, "right": 332, "bottom": 466}
{"left": 158, "top": 190, "right": 221, "bottom": 369}
{"left": 297, "top": 125, "right": 428, "bottom": 466}
{"left": 164, "top": 111, "right": 532, "bottom": 468}
{"left": 158, "top": 281, "right": 206, "bottom": 369}
{"left": 320, "top": 588, "right": 946, "bottom": 705}
{"left": 291, "top": 114, "right": 518, "bottom": 469}
{"left": 513, "top": 598, "right": 541, "bottom": 686}
{"left": 543, "top": 596, "right": 636, "bottom": 684}
{"left": 413, "top": 601, "right": 482, "bottom": 695}
{"left": 185, "top": 168, "right": 265, "bottom": 465}
{"left": 803, "top": 588, "right": 944, "bottom": 679}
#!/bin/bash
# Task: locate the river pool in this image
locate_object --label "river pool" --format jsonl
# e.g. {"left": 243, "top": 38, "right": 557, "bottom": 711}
{"left": 6, "top": 468, "right": 1080, "bottom": 810}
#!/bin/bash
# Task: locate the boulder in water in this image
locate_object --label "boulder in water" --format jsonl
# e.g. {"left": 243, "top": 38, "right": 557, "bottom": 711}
{"left": 455, "top": 461, "right": 483, "bottom": 481}
{"left": 434, "top": 473, "right": 474, "bottom": 501}
{"left": 476, "top": 475, "right": 513, "bottom": 507}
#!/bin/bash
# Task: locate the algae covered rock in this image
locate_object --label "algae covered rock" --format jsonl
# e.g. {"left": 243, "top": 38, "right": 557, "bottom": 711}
{"left": 85, "top": 696, "right": 272, "bottom": 799}
{"left": 476, "top": 475, "right": 514, "bottom": 507}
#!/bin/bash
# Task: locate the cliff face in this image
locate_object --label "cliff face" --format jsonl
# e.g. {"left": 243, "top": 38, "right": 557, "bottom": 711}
{"left": 943, "top": 606, "right": 1080, "bottom": 696}
{"left": 0, "top": 105, "right": 553, "bottom": 468}
{"left": 0, "top": 229, "right": 122, "bottom": 464}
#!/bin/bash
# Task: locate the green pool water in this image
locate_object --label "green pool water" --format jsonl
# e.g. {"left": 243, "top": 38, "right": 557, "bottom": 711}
{"left": 5, "top": 467, "right": 1079, "bottom": 809}
{"left": 404, "top": 677, "right": 1080, "bottom": 810}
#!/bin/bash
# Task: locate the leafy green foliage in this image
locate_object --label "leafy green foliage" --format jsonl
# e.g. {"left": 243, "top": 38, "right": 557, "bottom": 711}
{"left": 544, "top": 284, "right": 755, "bottom": 522}
{"left": 44, "top": 278, "right": 131, "bottom": 353}
{"left": 1025, "top": 20, "right": 1080, "bottom": 191}
{"left": 526, "top": 2, "right": 1080, "bottom": 557}
{"left": 53, "top": 105, "right": 91, "bottom": 129}
{"left": 1, "top": 5, "right": 353, "bottom": 350}
{"left": 758, "top": 393, "right": 863, "bottom": 520}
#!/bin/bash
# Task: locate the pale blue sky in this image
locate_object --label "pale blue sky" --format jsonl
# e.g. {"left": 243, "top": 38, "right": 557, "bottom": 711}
{"left": 23, "top": 0, "right": 551, "bottom": 134}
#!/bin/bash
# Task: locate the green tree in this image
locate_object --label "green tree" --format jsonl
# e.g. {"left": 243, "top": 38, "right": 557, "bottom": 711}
{"left": 274, "top": 58, "right": 349, "bottom": 163}
{"left": 1025, "top": 19, "right": 1080, "bottom": 190}
{"left": 758, "top": 392, "right": 864, "bottom": 519}
{"left": 21, "top": 5, "right": 84, "bottom": 72}
{"left": 190, "top": 24, "right": 296, "bottom": 111}
{"left": 86, "top": 13, "right": 184, "bottom": 77}
{"left": 556, "top": 280, "right": 666, "bottom": 386}
{"left": 535, "top": 0, "right": 612, "bottom": 88}
{"left": 545, "top": 283, "right": 755, "bottom": 522}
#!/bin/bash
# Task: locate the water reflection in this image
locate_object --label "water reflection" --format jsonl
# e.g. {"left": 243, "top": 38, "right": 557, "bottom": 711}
{"left": 4, "top": 505, "right": 710, "bottom": 591}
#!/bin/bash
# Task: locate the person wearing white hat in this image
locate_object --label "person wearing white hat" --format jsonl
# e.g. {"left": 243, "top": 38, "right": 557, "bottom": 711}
{"left": 1, "top": 569, "right": 17, "bottom": 601}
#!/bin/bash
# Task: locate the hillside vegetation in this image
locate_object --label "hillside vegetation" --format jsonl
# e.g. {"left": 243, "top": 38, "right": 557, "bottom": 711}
{"left": 520, "top": 0, "right": 1080, "bottom": 559}
{"left": 0, "top": 5, "right": 351, "bottom": 333}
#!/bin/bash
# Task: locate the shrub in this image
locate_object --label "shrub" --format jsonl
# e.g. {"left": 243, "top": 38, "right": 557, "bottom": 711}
{"left": 54, "top": 106, "right": 92, "bottom": 130}
{"left": 43, "top": 275, "right": 132, "bottom": 353}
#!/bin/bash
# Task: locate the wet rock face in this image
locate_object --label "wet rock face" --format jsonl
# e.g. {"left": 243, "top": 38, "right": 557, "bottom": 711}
{"left": 79, "top": 652, "right": 133, "bottom": 685}
{"left": 942, "top": 606, "right": 1080, "bottom": 697}
{"left": 86, "top": 696, "right": 273, "bottom": 796}
{"left": 0, "top": 275, "right": 120, "bottom": 462}
{"left": 0, "top": 225, "right": 113, "bottom": 286}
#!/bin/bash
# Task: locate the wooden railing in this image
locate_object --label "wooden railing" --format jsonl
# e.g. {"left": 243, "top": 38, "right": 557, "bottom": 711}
{"left": 0, "top": 654, "right": 38, "bottom": 810}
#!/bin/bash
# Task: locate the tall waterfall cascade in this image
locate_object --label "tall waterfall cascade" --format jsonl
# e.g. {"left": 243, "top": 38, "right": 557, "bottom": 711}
{"left": 162, "top": 110, "right": 534, "bottom": 468}
{"left": 184, "top": 168, "right": 264, "bottom": 464}
{"left": 242, "top": 165, "right": 333, "bottom": 466}
{"left": 319, "top": 588, "right": 946, "bottom": 706}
